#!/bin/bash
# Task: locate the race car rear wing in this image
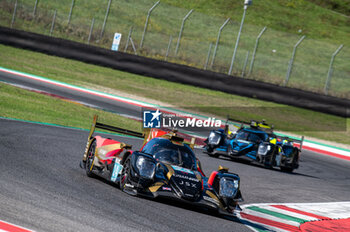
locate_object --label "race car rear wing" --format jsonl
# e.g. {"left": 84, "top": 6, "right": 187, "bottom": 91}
{"left": 82, "top": 115, "right": 146, "bottom": 162}
{"left": 88, "top": 115, "right": 144, "bottom": 140}
{"left": 87, "top": 115, "right": 196, "bottom": 149}
{"left": 227, "top": 117, "right": 304, "bottom": 151}
{"left": 227, "top": 117, "right": 274, "bottom": 134}
{"left": 276, "top": 135, "right": 304, "bottom": 151}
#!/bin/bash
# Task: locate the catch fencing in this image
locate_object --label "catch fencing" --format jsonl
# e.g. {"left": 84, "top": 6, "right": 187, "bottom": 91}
{"left": 1, "top": 26, "right": 349, "bottom": 118}
{"left": 1, "top": 0, "right": 349, "bottom": 99}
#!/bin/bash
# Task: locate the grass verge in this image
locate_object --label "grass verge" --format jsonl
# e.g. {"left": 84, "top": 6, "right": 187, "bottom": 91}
{"left": 0, "top": 81, "right": 142, "bottom": 133}
{"left": 0, "top": 44, "right": 349, "bottom": 144}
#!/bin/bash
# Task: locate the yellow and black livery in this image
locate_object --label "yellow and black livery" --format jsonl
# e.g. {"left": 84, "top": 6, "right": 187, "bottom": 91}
{"left": 205, "top": 117, "right": 304, "bottom": 172}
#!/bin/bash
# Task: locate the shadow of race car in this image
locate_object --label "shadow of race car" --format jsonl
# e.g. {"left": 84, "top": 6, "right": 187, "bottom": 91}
{"left": 80, "top": 115, "right": 244, "bottom": 216}
{"left": 204, "top": 119, "right": 303, "bottom": 172}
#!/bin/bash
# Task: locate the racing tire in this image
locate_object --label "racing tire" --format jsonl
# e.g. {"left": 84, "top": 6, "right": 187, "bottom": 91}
{"left": 264, "top": 151, "right": 276, "bottom": 169}
{"left": 119, "top": 157, "right": 132, "bottom": 192}
{"left": 280, "top": 149, "right": 299, "bottom": 173}
{"left": 207, "top": 152, "right": 220, "bottom": 158}
{"left": 86, "top": 140, "right": 96, "bottom": 177}
{"left": 206, "top": 146, "right": 219, "bottom": 158}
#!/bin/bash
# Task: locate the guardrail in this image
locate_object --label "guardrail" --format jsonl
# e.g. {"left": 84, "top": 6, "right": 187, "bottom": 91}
{"left": 0, "top": 26, "right": 348, "bottom": 117}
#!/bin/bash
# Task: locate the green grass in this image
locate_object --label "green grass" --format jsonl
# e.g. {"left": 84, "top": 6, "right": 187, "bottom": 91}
{"left": 307, "top": 0, "right": 350, "bottom": 16}
{"left": 0, "top": 81, "right": 142, "bottom": 133}
{"left": 0, "top": 0, "right": 349, "bottom": 98}
{"left": 1, "top": 44, "right": 348, "bottom": 145}
{"left": 160, "top": 0, "right": 350, "bottom": 42}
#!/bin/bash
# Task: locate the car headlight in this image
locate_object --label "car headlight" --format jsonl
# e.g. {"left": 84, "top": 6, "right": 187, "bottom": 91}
{"left": 136, "top": 156, "right": 156, "bottom": 179}
{"left": 219, "top": 178, "right": 239, "bottom": 198}
{"left": 208, "top": 132, "right": 221, "bottom": 145}
{"left": 258, "top": 144, "right": 271, "bottom": 156}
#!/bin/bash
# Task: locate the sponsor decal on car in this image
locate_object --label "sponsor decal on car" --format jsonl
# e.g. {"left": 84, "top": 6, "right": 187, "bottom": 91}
{"left": 174, "top": 174, "right": 200, "bottom": 183}
{"left": 162, "top": 186, "right": 172, "bottom": 191}
{"left": 172, "top": 165, "right": 194, "bottom": 174}
{"left": 111, "top": 160, "right": 123, "bottom": 182}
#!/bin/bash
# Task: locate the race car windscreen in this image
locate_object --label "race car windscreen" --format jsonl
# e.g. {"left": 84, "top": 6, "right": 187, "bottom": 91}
{"left": 236, "top": 130, "right": 268, "bottom": 143}
{"left": 142, "top": 138, "right": 196, "bottom": 169}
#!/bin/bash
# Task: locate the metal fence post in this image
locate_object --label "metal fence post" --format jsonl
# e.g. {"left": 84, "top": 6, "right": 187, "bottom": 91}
{"left": 175, "top": 9, "right": 194, "bottom": 56}
{"left": 228, "top": 6, "right": 248, "bottom": 75}
{"left": 324, "top": 44, "right": 344, "bottom": 95}
{"left": 204, "top": 42, "right": 213, "bottom": 70}
{"left": 286, "top": 59, "right": 292, "bottom": 83}
{"left": 283, "top": 35, "right": 306, "bottom": 86}
{"left": 68, "top": 0, "right": 75, "bottom": 25}
{"left": 248, "top": 26, "right": 267, "bottom": 75}
{"left": 33, "top": 0, "right": 38, "bottom": 17}
{"left": 100, "top": 0, "right": 112, "bottom": 40}
{"left": 165, "top": 35, "right": 173, "bottom": 61}
{"left": 88, "top": 18, "right": 95, "bottom": 44}
{"left": 124, "top": 27, "right": 133, "bottom": 52}
{"left": 241, "top": 51, "right": 250, "bottom": 77}
{"left": 129, "top": 37, "right": 137, "bottom": 55}
{"left": 11, "top": 0, "right": 18, "bottom": 28}
{"left": 50, "top": 10, "right": 57, "bottom": 36}
{"left": 210, "top": 18, "right": 230, "bottom": 68}
{"left": 140, "top": 1, "right": 160, "bottom": 49}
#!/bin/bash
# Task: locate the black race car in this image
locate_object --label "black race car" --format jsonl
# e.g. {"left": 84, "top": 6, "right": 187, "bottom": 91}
{"left": 80, "top": 115, "right": 244, "bottom": 216}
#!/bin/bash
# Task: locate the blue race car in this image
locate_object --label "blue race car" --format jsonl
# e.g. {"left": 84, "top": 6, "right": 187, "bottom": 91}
{"left": 204, "top": 119, "right": 303, "bottom": 172}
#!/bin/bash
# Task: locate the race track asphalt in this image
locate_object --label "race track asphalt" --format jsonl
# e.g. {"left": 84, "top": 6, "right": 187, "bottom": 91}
{"left": 0, "top": 69, "right": 142, "bottom": 118}
{"left": 1, "top": 119, "right": 350, "bottom": 232}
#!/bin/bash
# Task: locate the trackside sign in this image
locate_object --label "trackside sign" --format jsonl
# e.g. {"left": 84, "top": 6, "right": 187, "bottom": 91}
{"left": 111, "top": 33, "right": 122, "bottom": 51}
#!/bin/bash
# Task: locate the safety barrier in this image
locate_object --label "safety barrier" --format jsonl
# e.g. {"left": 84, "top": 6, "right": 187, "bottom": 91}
{"left": 0, "top": 26, "right": 348, "bottom": 117}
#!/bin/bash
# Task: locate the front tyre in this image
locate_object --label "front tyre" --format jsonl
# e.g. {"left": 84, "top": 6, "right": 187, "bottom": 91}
{"left": 206, "top": 145, "right": 219, "bottom": 158}
{"left": 280, "top": 148, "right": 299, "bottom": 173}
{"left": 120, "top": 157, "right": 132, "bottom": 193}
{"left": 207, "top": 152, "right": 219, "bottom": 158}
{"left": 86, "top": 140, "right": 96, "bottom": 177}
{"left": 264, "top": 151, "right": 276, "bottom": 169}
